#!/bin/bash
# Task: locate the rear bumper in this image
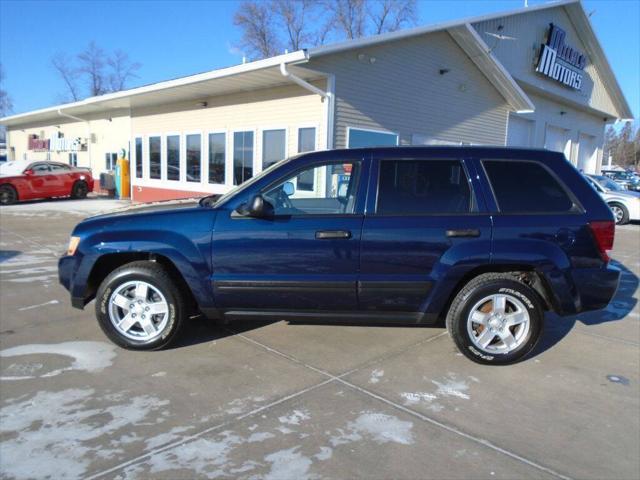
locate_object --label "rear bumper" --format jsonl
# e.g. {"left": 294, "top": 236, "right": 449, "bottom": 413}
{"left": 547, "top": 264, "right": 620, "bottom": 316}
{"left": 571, "top": 265, "right": 620, "bottom": 313}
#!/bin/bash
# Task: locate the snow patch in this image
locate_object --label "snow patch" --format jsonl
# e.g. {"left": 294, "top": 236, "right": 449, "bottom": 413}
{"left": 0, "top": 341, "right": 116, "bottom": 381}
{"left": 263, "top": 447, "right": 314, "bottom": 480}
{"left": 278, "top": 409, "right": 311, "bottom": 425}
{"left": 369, "top": 368, "right": 384, "bottom": 384}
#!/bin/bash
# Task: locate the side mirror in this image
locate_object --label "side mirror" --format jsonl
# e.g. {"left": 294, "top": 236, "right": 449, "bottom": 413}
{"left": 283, "top": 181, "right": 295, "bottom": 196}
{"left": 23, "top": 169, "right": 34, "bottom": 176}
{"left": 247, "top": 194, "right": 274, "bottom": 218}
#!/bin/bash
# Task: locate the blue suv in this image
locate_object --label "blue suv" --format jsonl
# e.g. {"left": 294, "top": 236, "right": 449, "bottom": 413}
{"left": 59, "top": 147, "right": 619, "bottom": 364}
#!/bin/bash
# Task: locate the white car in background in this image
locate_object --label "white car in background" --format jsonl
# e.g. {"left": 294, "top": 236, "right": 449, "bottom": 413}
{"left": 585, "top": 174, "right": 640, "bottom": 225}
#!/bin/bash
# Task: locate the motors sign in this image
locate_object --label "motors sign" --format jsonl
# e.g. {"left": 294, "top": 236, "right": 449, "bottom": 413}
{"left": 27, "top": 133, "right": 86, "bottom": 152}
{"left": 536, "top": 23, "right": 586, "bottom": 90}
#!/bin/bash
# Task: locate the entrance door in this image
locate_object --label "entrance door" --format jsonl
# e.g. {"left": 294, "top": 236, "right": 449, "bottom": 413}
{"left": 577, "top": 133, "right": 597, "bottom": 173}
{"left": 506, "top": 114, "right": 534, "bottom": 147}
{"left": 359, "top": 154, "right": 491, "bottom": 314}
{"left": 544, "top": 124, "right": 572, "bottom": 161}
{"left": 211, "top": 157, "right": 367, "bottom": 311}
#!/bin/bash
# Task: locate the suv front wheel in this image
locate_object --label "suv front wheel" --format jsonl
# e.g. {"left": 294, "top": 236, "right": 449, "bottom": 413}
{"left": 446, "top": 273, "right": 543, "bottom": 365}
{"left": 95, "top": 261, "right": 185, "bottom": 350}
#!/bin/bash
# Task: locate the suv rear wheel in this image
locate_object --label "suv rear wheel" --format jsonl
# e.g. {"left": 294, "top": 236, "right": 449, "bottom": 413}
{"left": 95, "top": 261, "right": 185, "bottom": 350}
{"left": 446, "top": 273, "right": 543, "bottom": 365}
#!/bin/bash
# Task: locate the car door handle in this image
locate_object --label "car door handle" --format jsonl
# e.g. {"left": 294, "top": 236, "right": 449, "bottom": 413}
{"left": 315, "top": 230, "right": 352, "bottom": 240}
{"left": 446, "top": 229, "right": 481, "bottom": 238}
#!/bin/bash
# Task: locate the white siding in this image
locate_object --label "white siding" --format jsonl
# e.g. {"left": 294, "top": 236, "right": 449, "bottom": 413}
{"left": 306, "top": 31, "right": 511, "bottom": 148}
{"left": 472, "top": 6, "right": 619, "bottom": 117}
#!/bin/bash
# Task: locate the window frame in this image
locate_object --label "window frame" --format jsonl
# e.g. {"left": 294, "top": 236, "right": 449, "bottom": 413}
{"left": 147, "top": 134, "right": 162, "bottom": 180}
{"left": 206, "top": 130, "right": 227, "bottom": 186}
{"left": 480, "top": 158, "right": 584, "bottom": 215}
{"left": 232, "top": 129, "right": 256, "bottom": 186}
{"left": 371, "top": 157, "right": 478, "bottom": 217}
{"left": 261, "top": 127, "right": 288, "bottom": 171}
{"left": 184, "top": 131, "right": 203, "bottom": 183}
{"left": 164, "top": 132, "right": 181, "bottom": 182}
{"left": 256, "top": 159, "right": 365, "bottom": 218}
{"left": 133, "top": 136, "right": 143, "bottom": 179}
{"left": 347, "top": 126, "right": 399, "bottom": 149}
{"left": 297, "top": 125, "right": 318, "bottom": 153}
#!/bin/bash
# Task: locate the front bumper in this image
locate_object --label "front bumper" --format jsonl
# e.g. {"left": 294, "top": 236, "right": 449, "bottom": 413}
{"left": 58, "top": 254, "right": 90, "bottom": 310}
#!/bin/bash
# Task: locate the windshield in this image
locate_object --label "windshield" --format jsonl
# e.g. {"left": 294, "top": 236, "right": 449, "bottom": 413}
{"left": 593, "top": 175, "right": 624, "bottom": 192}
{"left": 210, "top": 154, "right": 301, "bottom": 207}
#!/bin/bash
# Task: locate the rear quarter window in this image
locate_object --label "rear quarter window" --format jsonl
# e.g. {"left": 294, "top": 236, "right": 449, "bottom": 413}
{"left": 483, "top": 160, "right": 578, "bottom": 214}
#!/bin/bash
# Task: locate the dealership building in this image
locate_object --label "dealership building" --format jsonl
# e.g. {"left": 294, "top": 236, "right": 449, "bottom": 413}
{"left": 1, "top": 0, "right": 632, "bottom": 202}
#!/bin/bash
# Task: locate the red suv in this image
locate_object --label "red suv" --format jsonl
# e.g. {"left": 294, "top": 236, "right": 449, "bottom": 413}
{"left": 0, "top": 160, "right": 94, "bottom": 205}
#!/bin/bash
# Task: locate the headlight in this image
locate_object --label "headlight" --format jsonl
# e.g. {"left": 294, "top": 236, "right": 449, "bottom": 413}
{"left": 67, "top": 236, "right": 81, "bottom": 256}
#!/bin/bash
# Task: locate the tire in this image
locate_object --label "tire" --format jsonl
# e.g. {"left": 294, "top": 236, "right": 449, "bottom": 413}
{"left": 608, "top": 202, "right": 629, "bottom": 225}
{"left": 446, "top": 273, "right": 544, "bottom": 365}
{"left": 0, "top": 184, "right": 18, "bottom": 205}
{"left": 71, "top": 180, "right": 89, "bottom": 199}
{"left": 95, "top": 261, "right": 186, "bottom": 350}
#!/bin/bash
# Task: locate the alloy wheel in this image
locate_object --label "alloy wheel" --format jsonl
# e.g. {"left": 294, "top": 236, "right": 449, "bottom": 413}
{"left": 108, "top": 280, "right": 169, "bottom": 341}
{"left": 466, "top": 293, "right": 530, "bottom": 354}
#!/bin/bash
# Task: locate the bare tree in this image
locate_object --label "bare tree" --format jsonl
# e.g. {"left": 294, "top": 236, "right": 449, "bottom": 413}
{"left": 108, "top": 50, "right": 141, "bottom": 91}
{"left": 77, "top": 41, "right": 108, "bottom": 96}
{"left": 0, "top": 63, "right": 13, "bottom": 118}
{"left": 369, "top": 0, "right": 417, "bottom": 34}
{"left": 234, "top": 1, "right": 281, "bottom": 59}
{"left": 273, "top": 0, "right": 314, "bottom": 51}
{"left": 52, "top": 53, "right": 81, "bottom": 102}
{"left": 330, "top": 0, "right": 367, "bottom": 39}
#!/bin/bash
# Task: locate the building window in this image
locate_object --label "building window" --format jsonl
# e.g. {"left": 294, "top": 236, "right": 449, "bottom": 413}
{"left": 348, "top": 128, "right": 398, "bottom": 148}
{"left": 297, "top": 127, "right": 317, "bottom": 191}
{"left": 166, "top": 135, "right": 180, "bottom": 181}
{"left": 135, "top": 137, "right": 142, "bottom": 178}
{"left": 298, "top": 127, "right": 316, "bottom": 153}
{"left": 105, "top": 152, "right": 117, "bottom": 170}
{"left": 233, "top": 131, "right": 254, "bottom": 185}
{"left": 149, "top": 136, "right": 161, "bottom": 179}
{"left": 208, "top": 133, "right": 225, "bottom": 184}
{"left": 68, "top": 153, "right": 77, "bottom": 167}
{"left": 186, "top": 134, "right": 201, "bottom": 182}
{"left": 262, "top": 129, "right": 286, "bottom": 170}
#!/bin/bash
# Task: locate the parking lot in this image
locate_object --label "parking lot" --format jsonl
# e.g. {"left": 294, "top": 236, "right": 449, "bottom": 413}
{"left": 0, "top": 198, "right": 638, "bottom": 480}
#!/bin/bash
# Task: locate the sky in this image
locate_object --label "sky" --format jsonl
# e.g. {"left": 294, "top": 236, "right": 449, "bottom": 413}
{"left": 0, "top": 0, "right": 638, "bottom": 118}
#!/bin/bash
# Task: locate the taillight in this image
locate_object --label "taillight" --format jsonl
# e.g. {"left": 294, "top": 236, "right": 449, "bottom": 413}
{"left": 588, "top": 221, "right": 615, "bottom": 263}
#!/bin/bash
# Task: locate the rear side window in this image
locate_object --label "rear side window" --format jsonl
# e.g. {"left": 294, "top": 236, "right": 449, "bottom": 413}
{"left": 483, "top": 160, "right": 575, "bottom": 213}
{"left": 377, "top": 159, "right": 472, "bottom": 215}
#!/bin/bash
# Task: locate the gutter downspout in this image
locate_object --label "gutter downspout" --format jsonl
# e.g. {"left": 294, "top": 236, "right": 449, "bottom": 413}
{"left": 57, "top": 108, "right": 92, "bottom": 171}
{"left": 280, "top": 62, "right": 335, "bottom": 150}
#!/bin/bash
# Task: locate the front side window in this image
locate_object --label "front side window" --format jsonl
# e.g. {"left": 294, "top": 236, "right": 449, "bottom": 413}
{"left": 149, "top": 136, "right": 161, "bottom": 179}
{"left": 348, "top": 128, "right": 398, "bottom": 148}
{"left": 166, "top": 135, "right": 180, "bottom": 181}
{"left": 483, "top": 160, "right": 575, "bottom": 213}
{"left": 135, "top": 138, "right": 142, "bottom": 178}
{"left": 234, "top": 131, "right": 254, "bottom": 185}
{"left": 208, "top": 133, "right": 225, "bottom": 184}
{"left": 31, "top": 163, "right": 50, "bottom": 173}
{"left": 262, "top": 129, "right": 286, "bottom": 170}
{"left": 263, "top": 161, "right": 361, "bottom": 216}
{"left": 377, "top": 159, "right": 472, "bottom": 215}
{"left": 186, "top": 134, "right": 201, "bottom": 182}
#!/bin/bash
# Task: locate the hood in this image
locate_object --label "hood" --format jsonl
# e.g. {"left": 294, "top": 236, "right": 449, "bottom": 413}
{"left": 88, "top": 198, "right": 205, "bottom": 220}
